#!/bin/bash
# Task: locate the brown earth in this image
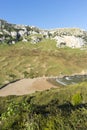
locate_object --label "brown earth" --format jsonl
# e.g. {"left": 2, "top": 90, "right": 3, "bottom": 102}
{"left": 0, "top": 77, "right": 57, "bottom": 96}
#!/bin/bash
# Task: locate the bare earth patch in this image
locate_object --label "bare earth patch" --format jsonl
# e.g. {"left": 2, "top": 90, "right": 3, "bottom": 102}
{"left": 0, "top": 77, "right": 57, "bottom": 96}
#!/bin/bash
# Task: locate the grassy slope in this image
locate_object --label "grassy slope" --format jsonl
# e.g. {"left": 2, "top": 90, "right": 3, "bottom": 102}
{"left": 0, "top": 82, "right": 87, "bottom": 129}
{"left": 0, "top": 39, "right": 87, "bottom": 129}
{"left": 0, "top": 39, "right": 87, "bottom": 88}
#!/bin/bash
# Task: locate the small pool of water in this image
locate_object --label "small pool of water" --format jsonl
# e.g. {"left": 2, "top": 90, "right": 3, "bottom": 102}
{"left": 55, "top": 75, "right": 87, "bottom": 86}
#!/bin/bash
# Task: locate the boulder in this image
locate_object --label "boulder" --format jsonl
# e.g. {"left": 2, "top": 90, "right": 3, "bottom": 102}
{"left": 54, "top": 36, "right": 85, "bottom": 48}
{"left": 11, "top": 31, "right": 17, "bottom": 37}
{"left": 31, "top": 36, "right": 42, "bottom": 44}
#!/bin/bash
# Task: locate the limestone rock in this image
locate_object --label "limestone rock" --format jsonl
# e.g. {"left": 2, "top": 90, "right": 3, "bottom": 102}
{"left": 0, "top": 19, "right": 87, "bottom": 48}
{"left": 31, "top": 36, "right": 42, "bottom": 44}
{"left": 54, "top": 36, "right": 85, "bottom": 48}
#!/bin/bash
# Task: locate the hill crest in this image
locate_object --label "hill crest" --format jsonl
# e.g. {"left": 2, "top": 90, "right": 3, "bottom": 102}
{"left": 0, "top": 19, "right": 87, "bottom": 48}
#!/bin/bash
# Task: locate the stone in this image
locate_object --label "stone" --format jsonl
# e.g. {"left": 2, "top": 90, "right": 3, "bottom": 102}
{"left": 11, "top": 31, "right": 17, "bottom": 37}
{"left": 55, "top": 36, "right": 85, "bottom": 48}
{"left": 0, "top": 19, "right": 87, "bottom": 48}
{"left": 22, "top": 38, "right": 28, "bottom": 42}
{"left": 31, "top": 36, "right": 42, "bottom": 44}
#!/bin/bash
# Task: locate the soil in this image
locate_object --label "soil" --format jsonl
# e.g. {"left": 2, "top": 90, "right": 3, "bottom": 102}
{"left": 0, "top": 77, "right": 57, "bottom": 96}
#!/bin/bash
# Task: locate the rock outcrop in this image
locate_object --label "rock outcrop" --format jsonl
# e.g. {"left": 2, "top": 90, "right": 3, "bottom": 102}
{"left": 0, "top": 19, "right": 87, "bottom": 48}
{"left": 55, "top": 36, "right": 84, "bottom": 48}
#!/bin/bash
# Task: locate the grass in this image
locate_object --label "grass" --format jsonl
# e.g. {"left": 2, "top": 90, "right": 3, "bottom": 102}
{"left": 1, "top": 27, "right": 87, "bottom": 129}
{"left": 30, "top": 81, "right": 87, "bottom": 105}
{"left": 0, "top": 39, "right": 87, "bottom": 129}
{"left": 0, "top": 81, "right": 87, "bottom": 129}
{"left": 0, "top": 40, "right": 87, "bottom": 88}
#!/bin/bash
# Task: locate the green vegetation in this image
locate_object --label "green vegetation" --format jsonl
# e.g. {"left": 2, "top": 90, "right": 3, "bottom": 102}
{"left": 0, "top": 39, "right": 87, "bottom": 129}
{"left": 0, "top": 82, "right": 87, "bottom": 129}
{"left": 71, "top": 92, "right": 82, "bottom": 105}
{"left": 0, "top": 39, "right": 87, "bottom": 88}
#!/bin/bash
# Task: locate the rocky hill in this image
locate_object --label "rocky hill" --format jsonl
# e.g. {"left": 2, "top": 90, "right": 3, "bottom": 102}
{"left": 0, "top": 19, "right": 87, "bottom": 48}
{"left": 1, "top": 20, "right": 87, "bottom": 130}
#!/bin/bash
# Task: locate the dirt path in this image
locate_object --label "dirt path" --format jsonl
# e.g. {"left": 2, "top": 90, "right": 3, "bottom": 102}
{"left": 0, "top": 77, "right": 57, "bottom": 96}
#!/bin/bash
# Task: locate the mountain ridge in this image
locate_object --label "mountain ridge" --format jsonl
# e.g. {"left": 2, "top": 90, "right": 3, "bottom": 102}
{"left": 0, "top": 19, "right": 87, "bottom": 48}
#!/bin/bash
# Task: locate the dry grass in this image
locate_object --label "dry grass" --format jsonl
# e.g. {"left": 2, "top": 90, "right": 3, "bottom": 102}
{"left": 0, "top": 40, "right": 87, "bottom": 88}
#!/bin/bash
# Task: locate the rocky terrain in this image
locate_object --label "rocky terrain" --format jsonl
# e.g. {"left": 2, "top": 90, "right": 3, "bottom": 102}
{"left": 0, "top": 19, "right": 87, "bottom": 48}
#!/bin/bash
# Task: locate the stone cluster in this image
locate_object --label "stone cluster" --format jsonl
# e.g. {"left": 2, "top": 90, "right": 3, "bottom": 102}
{"left": 0, "top": 19, "right": 87, "bottom": 48}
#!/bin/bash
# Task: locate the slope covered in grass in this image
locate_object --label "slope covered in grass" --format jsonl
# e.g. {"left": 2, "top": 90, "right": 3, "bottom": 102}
{"left": 0, "top": 82, "right": 87, "bottom": 129}
{"left": 0, "top": 39, "right": 87, "bottom": 129}
{"left": 0, "top": 39, "right": 87, "bottom": 88}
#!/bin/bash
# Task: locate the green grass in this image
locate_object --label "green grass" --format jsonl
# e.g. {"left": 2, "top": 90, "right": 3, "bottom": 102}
{"left": 1, "top": 28, "right": 87, "bottom": 129}
{"left": 0, "top": 40, "right": 87, "bottom": 88}
{"left": 0, "top": 81, "right": 87, "bottom": 129}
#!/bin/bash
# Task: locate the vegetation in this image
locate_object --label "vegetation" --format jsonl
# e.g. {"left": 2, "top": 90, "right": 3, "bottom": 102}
{"left": 0, "top": 81, "right": 87, "bottom": 129}
{"left": 0, "top": 39, "right": 87, "bottom": 88}
{"left": 0, "top": 39, "right": 87, "bottom": 129}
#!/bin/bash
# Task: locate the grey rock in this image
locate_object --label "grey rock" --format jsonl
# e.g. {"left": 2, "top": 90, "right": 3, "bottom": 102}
{"left": 0, "top": 19, "right": 87, "bottom": 48}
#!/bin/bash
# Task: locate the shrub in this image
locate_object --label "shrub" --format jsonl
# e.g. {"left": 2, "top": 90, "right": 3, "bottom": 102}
{"left": 71, "top": 92, "right": 82, "bottom": 106}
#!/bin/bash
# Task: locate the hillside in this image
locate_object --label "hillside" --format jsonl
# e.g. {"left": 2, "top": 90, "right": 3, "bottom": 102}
{"left": 0, "top": 19, "right": 87, "bottom": 129}
{"left": 0, "top": 82, "right": 87, "bottom": 129}
{"left": 0, "top": 40, "right": 87, "bottom": 89}
{"left": 0, "top": 19, "right": 87, "bottom": 48}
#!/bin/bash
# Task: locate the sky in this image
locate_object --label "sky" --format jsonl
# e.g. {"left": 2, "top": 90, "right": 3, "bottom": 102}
{"left": 0, "top": 0, "right": 87, "bottom": 30}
